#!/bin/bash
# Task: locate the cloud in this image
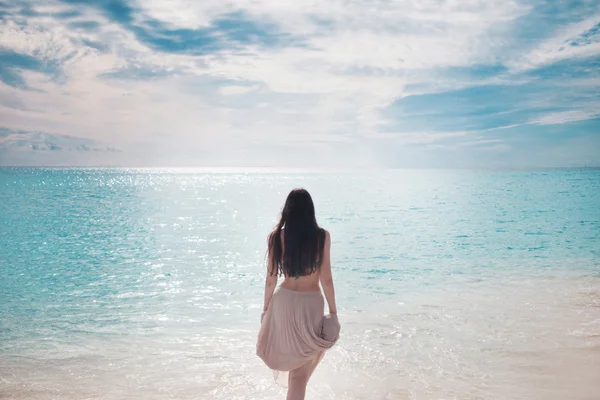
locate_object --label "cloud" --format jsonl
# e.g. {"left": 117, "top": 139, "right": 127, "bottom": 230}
{"left": 507, "top": 16, "right": 600, "bottom": 72}
{"left": 99, "top": 65, "right": 175, "bottom": 80}
{"left": 0, "top": 127, "right": 120, "bottom": 165}
{"left": 219, "top": 85, "right": 258, "bottom": 96}
{"left": 68, "top": 21, "right": 102, "bottom": 31}
{"left": 59, "top": 1, "right": 303, "bottom": 54}
{"left": 367, "top": 130, "right": 470, "bottom": 145}
{"left": 0, "top": 49, "right": 44, "bottom": 88}
{"left": 0, "top": 127, "right": 118, "bottom": 150}
{"left": 529, "top": 110, "right": 600, "bottom": 125}
{"left": 0, "top": 0, "right": 598, "bottom": 167}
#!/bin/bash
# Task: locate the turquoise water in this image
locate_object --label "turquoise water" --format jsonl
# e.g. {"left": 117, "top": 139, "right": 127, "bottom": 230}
{"left": 1, "top": 168, "right": 599, "bottom": 399}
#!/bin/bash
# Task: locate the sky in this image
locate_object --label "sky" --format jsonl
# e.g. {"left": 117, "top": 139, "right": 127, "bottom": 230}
{"left": 0, "top": 0, "right": 599, "bottom": 168}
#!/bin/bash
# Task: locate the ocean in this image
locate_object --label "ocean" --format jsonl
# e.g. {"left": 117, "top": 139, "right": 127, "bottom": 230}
{"left": 1, "top": 168, "right": 599, "bottom": 399}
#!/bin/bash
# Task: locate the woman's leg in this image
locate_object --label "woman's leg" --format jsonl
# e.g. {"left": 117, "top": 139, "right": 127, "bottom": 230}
{"left": 307, "top": 351, "right": 325, "bottom": 380}
{"left": 286, "top": 352, "right": 325, "bottom": 400}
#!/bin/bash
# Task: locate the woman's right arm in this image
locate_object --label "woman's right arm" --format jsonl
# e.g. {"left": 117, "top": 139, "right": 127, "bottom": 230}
{"left": 262, "top": 233, "right": 278, "bottom": 318}
{"left": 319, "top": 230, "right": 337, "bottom": 315}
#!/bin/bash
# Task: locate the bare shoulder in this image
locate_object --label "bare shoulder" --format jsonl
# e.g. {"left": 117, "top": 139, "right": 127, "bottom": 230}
{"left": 323, "top": 229, "right": 331, "bottom": 244}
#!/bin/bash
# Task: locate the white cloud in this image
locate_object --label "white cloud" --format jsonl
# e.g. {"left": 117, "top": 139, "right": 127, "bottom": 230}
{"left": 506, "top": 14, "right": 600, "bottom": 72}
{"left": 0, "top": 19, "right": 79, "bottom": 61}
{"left": 367, "top": 130, "right": 470, "bottom": 144}
{"left": 0, "top": 0, "right": 598, "bottom": 167}
{"left": 219, "top": 85, "right": 257, "bottom": 96}
{"left": 529, "top": 110, "right": 600, "bottom": 125}
{"left": 0, "top": 128, "right": 121, "bottom": 166}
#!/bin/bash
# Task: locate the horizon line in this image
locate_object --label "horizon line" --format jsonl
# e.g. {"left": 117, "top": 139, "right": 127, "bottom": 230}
{"left": 1, "top": 165, "right": 599, "bottom": 172}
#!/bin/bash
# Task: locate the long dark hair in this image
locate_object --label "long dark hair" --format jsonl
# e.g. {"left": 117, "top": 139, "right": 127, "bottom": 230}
{"left": 268, "top": 188, "right": 325, "bottom": 277}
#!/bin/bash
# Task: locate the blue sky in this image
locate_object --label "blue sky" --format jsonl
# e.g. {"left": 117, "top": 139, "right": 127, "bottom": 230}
{"left": 0, "top": 0, "right": 598, "bottom": 167}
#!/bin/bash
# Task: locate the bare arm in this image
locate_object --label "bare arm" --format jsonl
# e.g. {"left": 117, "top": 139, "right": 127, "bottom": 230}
{"left": 319, "top": 230, "right": 337, "bottom": 315}
{"left": 262, "top": 236, "right": 278, "bottom": 316}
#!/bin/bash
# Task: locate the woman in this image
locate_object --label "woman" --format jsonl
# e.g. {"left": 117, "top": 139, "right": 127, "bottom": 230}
{"left": 257, "top": 188, "right": 340, "bottom": 400}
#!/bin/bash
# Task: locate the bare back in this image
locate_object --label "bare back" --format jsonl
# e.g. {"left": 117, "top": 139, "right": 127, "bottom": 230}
{"left": 278, "top": 229, "right": 332, "bottom": 293}
{"left": 281, "top": 271, "right": 322, "bottom": 292}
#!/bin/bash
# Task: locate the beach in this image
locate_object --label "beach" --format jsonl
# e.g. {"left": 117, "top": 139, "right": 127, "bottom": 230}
{"left": 1, "top": 168, "right": 599, "bottom": 399}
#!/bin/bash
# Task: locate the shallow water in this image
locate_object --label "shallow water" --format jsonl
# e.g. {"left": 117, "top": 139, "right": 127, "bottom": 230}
{"left": 1, "top": 168, "right": 599, "bottom": 399}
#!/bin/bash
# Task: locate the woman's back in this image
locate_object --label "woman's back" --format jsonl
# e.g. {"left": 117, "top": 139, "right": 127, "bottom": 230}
{"left": 280, "top": 273, "right": 321, "bottom": 292}
{"left": 278, "top": 229, "right": 325, "bottom": 293}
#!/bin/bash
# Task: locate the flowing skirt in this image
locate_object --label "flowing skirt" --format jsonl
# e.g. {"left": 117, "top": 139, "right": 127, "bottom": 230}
{"left": 256, "top": 287, "right": 340, "bottom": 384}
